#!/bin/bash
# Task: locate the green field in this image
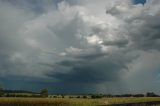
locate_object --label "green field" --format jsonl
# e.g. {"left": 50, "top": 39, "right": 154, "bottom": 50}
{"left": 0, "top": 97, "right": 160, "bottom": 106}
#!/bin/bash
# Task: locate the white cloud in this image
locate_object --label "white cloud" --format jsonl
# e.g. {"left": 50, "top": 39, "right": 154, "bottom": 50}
{"left": 86, "top": 35, "right": 103, "bottom": 45}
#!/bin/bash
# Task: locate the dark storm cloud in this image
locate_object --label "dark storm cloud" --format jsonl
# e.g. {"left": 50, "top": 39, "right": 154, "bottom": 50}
{"left": 125, "top": 11, "right": 160, "bottom": 51}
{"left": 105, "top": 0, "right": 160, "bottom": 51}
{"left": 43, "top": 0, "right": 160, "bottom": 93}
{"left": 1, "top": 0, "right": 58, "bottom": 14}
{"left": 47, "top": 48, "right": 136, "bottom": 85}
{"left": 75, "top": 51, "right": 106, "bottom": 60}
{"left": 0, "top": 0, "right": 160, "bottom": 94}
{"left": 103, "top": 39, "right": 129, "bottom": 47}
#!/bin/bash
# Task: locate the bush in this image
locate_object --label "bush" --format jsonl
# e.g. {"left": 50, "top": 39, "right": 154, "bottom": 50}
{"left": 53, "top": 95, "right": 57, "bottom": 98}
{"left": 91, "top": 95, "right": 102, "bottom": 99}
{"left": 0, "top": 87, "right": 4, "bottom": 97}
{"left": 146, "top": 92, "right": 159, "bottom": 97}
{"left": 83, "top": 95, "right": 87, "bottom": 99}
{"left": 69, "top": 96, "right": 73, "bottom": 98}
{"left": 133, "top": 94, "right": 144, "bottom": 97}
{"left": 77, "top": 96, "right": 80, "bottom": 98}
{"left": 40, "top": 88, "right": 48, "bottom": 97}
{"left": 61, "top": 94, "right": 65, "bottom": 98}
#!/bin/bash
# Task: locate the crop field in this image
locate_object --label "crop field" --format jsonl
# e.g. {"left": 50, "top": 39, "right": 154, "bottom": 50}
{"left": 0, "top": 97, "right": 160, "bottom": 106}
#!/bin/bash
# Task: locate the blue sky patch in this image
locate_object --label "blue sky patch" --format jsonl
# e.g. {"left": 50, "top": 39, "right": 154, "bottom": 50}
{"left": 134, "top": 0, "right": 146, "bottom": 5}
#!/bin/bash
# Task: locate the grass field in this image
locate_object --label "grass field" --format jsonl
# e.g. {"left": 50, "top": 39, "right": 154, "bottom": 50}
{"left": 0, "top": 97, "right": 160, "bottom": 106}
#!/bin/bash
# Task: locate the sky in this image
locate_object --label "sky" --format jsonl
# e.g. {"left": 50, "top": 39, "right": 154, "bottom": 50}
{"left": 0, "top": 0, "right": 160, "bottom": 94}
{"left": 134, "top": 0, "right": 146, "bottom": 4}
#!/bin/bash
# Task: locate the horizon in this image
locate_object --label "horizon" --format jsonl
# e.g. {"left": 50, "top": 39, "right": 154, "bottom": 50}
{"left": 0, "top": 0, "right": 160, "bottom": 94}
{"left": 0, "top": 88, "right": 159, "bottom": 96}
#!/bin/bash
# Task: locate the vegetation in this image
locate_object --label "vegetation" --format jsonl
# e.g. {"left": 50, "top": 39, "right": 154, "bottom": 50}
{"left": 0, "top": 88, "right": 160, "bottom": 106}
{"left": 0, "top": 90, "right": 4, "bottom": 97}
{"left": 40, "top": 88, "right": 48, "bottom": 97}
{"left": 146, "top": 92, "right": 159, "bottom": 97}
{"left": 0, "top": 97, "right": 160, "bottom": 106}
{"left": 0, "top": 86, "right": 4, "bottom": 97}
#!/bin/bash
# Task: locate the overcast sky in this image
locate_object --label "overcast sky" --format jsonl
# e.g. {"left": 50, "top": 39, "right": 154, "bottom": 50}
{"left": 0, "top": 0, "right": 160, "bottom": 94}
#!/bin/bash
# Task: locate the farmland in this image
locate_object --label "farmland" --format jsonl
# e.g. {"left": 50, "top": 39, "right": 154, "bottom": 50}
{"left": 0, "top": 97, "right": 160, "bottom": 106}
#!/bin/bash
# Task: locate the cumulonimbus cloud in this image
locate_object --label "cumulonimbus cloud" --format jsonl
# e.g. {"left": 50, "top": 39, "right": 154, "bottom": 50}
{"left": 0, "top": 0, "right": 160, "bottom": 93}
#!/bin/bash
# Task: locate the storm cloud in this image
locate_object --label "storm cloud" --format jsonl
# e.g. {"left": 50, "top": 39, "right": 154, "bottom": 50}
{"left": 0, "top": 0, "right": 160, "bottom": 94}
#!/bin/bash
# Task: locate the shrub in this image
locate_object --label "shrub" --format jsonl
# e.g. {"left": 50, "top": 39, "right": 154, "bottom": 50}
{"left": 77, "top": 96, "right": 80, "bottom": 98}
{"left": 146, "top": 92, "right": 159, "bottom": 97}
{"left": 83, "top": 95, "right": 87, "bottom": 99}
{"left": 91, "top": 95, "right": 102, "bottom": 99}
{"left": 40, "top": 88, "right": 48, "bottom": 97}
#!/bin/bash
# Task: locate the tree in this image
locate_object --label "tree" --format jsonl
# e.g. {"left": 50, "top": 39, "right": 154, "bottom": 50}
{"left": 0, "top": 85, "right": 4, "bottom": 97}
{"left": 146, "top": 92, "right": 158, "bottom": 97}
{"left": 40, "top": 88, "right": 48, "bottom": 97}
{"left": 61, "top": 94, "right": 65, "bottom": 98}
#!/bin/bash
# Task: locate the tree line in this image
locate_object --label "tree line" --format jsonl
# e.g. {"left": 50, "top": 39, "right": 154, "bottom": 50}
{"left": 88, "top": 92, "right": 159, "bottom": 99}
{"left": 0, "top": 87, "right": 159, "bottom": 98}
{"left": 0, "top": 88, "right": 48, "bottom": 98}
